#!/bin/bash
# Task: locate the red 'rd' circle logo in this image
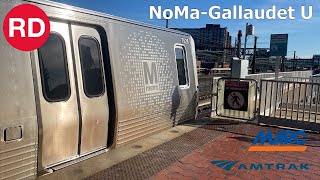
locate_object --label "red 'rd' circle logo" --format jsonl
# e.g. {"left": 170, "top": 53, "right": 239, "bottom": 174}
{"left": 3, "top": 4, "right": 50, "bottom": 51}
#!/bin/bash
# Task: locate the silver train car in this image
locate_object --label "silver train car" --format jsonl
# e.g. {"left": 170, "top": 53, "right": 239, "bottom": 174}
{"left": 0, "top": 0, "right": 198, "bottom": 178}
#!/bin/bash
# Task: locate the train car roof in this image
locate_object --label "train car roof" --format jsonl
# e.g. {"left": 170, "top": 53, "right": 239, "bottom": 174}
{"left": 24, "top": 0, "right": 191, "bottom": 37}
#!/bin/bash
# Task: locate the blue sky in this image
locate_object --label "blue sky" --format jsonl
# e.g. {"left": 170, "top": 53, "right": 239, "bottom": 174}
{"left": 52, "top": 0, "right": 319, "bottom": 58}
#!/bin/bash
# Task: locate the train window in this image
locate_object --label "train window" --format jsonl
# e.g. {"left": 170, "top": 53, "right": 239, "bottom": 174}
{"left": 78, "top": 36, "right": 105, "bottom": 97}
{"left": 38, "top": 33, "right": 71, "bottom": 102}
{"left": 175, "top": 46, "right": 189, "bottom": 86}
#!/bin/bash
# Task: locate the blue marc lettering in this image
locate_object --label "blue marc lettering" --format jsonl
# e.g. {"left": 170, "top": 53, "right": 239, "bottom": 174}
{"left": 295, "top": 131, "right": 307, "bottom": 145}
{"left": 252, "top": 130, "right": 273, "bottom": 145}
{"left": 252, "top": 130, "right": 307, "bottom": 145}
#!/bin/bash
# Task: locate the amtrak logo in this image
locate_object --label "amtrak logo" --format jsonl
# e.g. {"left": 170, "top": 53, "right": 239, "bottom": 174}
{"left": 211, "top": 160, "right": 310, "bottom": 171}
{"left": 211, "top": 160, "right": 240, "bottom": 171}
{"left": 142, "top": 60, "right": 160, "bottom": 93}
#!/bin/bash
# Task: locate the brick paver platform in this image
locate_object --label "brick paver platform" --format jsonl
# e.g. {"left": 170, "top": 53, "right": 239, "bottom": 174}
{"left": 86, "top": 119, "right": 320, "bottom": 180}
{"left": 152, "top": 124, "right": 320, "bottom": 180}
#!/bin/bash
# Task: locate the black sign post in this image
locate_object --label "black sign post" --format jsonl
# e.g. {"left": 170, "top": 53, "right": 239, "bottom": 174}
{"left": 224, "top": 80, "right": 249, "bottom": 111}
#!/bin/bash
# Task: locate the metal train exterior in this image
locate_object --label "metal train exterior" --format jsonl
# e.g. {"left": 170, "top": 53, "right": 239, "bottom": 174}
{"left": 0, "top": 0, "right": 198, "bottom": 178}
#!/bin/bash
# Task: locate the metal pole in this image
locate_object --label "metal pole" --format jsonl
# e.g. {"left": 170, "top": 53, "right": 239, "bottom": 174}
{"left": 281, "top": 56, "right": 285, "bottom": 72}
{"left": 237, "top": 30, "right": 242, "bottom": 58}
{"left": 243, "top": 23, "right": 248, "bottom": 60}
{"left": 252, "top": 36, "right": 258, "bottom": 74}
{"left": 165, "top": 13, "right": 169, "bottom": 28}
{"left": 312, "top": 56, "right": 315, "bottom": 71}
{"left": 275, "top": 56, "right": 280, "bottom": 80}
{"left": 293, "top": 51, "right": 296, "bottom": 71}
{"left": 234, "top": 37, "right": 237, "bottom": 57}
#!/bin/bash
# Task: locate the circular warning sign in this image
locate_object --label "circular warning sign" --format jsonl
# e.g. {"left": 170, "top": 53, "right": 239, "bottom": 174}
{"left": 227, "top": 92, "right": 245, "bottom": 109}
{"left": 3, "top": 4, "right": 50, "bottom": 51}
{"left": 223, "top": 80, "right": 249, "bottom": 111}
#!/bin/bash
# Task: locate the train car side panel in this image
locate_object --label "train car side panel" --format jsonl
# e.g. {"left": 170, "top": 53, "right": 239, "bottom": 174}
{"left": 106, "top": 22, "right": 197, "bottom": 146}
{"left": 0, "top": 1, "right": 38, "bottom": 179}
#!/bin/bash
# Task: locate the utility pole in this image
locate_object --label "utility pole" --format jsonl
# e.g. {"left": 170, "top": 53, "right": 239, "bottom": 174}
{"left": 252, "top": 36, "right": 258, "bottom": 74}
{"left": 237, "top": 30, "right": 242, "bottom": 58}
{"left": 243, "top": 23, "right": 254, "bottom": 60}
{"left": 281, "top": 56, "right": 285, "bottom": 72}
{"left": 165, "top": 13, "right": 169, "bottom": 28}
{"left": 293, "top": 51, "right": 296, "bottom": 71}
{"left": 312, "top": 57, "right": 315, "bottom": 71}
{"left": 243, "top": 23, "right": 248, "bottom": 59}
{"left": 234, "top": 37, "right": 237, "bottom": 57}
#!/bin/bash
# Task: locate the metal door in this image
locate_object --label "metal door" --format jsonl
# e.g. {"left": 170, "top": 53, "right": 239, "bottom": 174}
{"left": 71, "top": 24, "right": 109, "bottom": 155}
{"left": 35, "top": 21, "right": 80, "bottom": 167}
{"left": 35, "top": 22, "right": 109, "bottom": 168}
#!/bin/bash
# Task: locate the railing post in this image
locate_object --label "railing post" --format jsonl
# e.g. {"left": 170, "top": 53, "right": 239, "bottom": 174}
{"left": 210, "top": 77, "right": 214, "bottom": 118}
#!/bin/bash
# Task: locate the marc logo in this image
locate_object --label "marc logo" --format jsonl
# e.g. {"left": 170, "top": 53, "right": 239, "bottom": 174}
{"left": 142, "top": 60, "right": 160, "bottom": 93}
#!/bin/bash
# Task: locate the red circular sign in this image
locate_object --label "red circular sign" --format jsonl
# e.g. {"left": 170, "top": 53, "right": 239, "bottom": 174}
{"left": 3, "top": 4, "right": 50, "bottom": 51}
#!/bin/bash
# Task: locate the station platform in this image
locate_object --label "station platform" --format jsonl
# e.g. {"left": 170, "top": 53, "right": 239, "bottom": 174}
{"left": 38, "top": 118, "right": 320, "bottom": 180}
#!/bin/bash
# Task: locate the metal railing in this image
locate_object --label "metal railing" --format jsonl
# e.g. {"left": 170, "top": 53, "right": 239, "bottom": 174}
{"left": 246, "top": 70, "right": 313, "bottom": 83}
{"left": 197, "top": 77, "right": 214, "bottom": 117}
{"left": 259, "top": 78, "right": 320, "bottom": 131}
{"left": 197, "top": 70, "right": 316, "bottom": 121}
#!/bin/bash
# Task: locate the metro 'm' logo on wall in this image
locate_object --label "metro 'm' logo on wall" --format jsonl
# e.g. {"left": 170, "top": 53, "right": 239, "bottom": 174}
{"left": 3, "top": 4, "right": 50, "bottom": 51}
{"left": 142, "top": 60, "right": 160, "bottom": 94}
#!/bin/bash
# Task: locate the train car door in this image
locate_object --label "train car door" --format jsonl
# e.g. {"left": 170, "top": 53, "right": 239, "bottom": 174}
{"left": 35, "top": 21, "right": 109, "bottom": 168}
{"left": 35, "top": 21, "right": 80, "bottom": 167}
{"left": 70, "top": 24, "right": 109, "bottom": 155}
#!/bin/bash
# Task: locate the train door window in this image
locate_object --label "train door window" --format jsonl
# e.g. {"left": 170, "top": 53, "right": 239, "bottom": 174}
{"left": 38, "top": 33, "right": 71, "bottom": 102}
{"left": 78, "top": 36, "right": 105, "bottom": 97}
{"left": 175, "top": 46, "right": 189, "bottom": 87}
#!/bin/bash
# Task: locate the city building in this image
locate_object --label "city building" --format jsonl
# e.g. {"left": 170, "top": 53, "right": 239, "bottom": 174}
{"left": 172, "top": 24, "right": 232, "bottom": 66}
{"left": 173, "top": 24, "right": 231, "bottom": 51}
{"left": 247, "top": 50, "right": 320, "bottom": 73}
{"left": 313, "top": 55, "right": 320, "bottom": 69}
{"left": 253, "top": 57, "right": 315, "bottom": 73}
